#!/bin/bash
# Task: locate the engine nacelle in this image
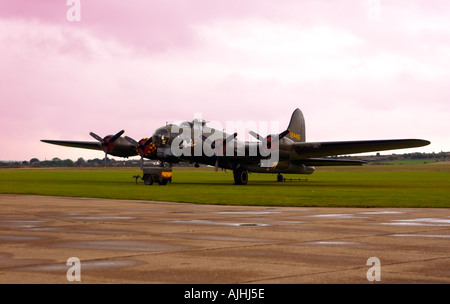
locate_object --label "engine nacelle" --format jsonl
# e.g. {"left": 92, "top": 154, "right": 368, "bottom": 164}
{"left": 250, "top": 161, "right": 315, "bottom": 175}
{"left": 291, "top": 164, "right": 315, "bottom": 174}
{"left": 107, "top": 137, "right": 139, "bottom": 157}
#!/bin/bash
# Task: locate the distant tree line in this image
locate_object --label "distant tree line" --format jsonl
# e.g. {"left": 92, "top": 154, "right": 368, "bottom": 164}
{"left": 0, "top": 157, "right": 194, "bottom": 168}
{"left": 330, "top": 151, "right": 449, "bottom": 163}
{"left": 1, "top": 152, "right": 448, "bottom": 168}
{"left": 0, "top": 157, "right": 138, "bottom": 168}
{"left": 389, "top": 151, "right": 449, "bottom": 160}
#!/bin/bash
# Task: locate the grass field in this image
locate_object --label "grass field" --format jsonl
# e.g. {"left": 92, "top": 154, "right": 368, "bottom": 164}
{"left": 0, "top": 164, "right": 449, "bottom": 208}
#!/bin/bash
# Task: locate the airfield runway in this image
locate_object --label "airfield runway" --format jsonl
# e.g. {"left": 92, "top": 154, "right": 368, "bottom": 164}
{"left": 0, "top": 194, "right": 449, "bottom": 284}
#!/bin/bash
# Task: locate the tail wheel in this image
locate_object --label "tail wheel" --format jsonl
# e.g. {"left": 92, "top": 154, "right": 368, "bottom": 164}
{"left": 233, "top": 168, "right": 248, "bottom": 185}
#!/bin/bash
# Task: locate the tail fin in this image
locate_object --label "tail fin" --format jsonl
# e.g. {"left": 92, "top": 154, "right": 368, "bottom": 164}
{"left": 287, "top": 108, "right": 306, "bottom": 142}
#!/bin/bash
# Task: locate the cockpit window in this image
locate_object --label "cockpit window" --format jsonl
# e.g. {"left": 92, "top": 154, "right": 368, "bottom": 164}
{"left": 153, "top": 127, "right": 170, "bottom": 146}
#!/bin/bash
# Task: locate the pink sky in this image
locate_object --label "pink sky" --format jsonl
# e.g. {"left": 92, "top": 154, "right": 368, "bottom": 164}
{"left": 0, "top": 0, "right": 448, "bottom": 161}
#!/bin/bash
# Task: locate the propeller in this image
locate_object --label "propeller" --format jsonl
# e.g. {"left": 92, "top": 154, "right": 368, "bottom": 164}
{"left": 124, "top": 136, "right": 153, "bottom": 169}
{"left": 202, "top": 132, "right": 238, "bottom": 171}
{"left": 89, "top": 130, "right": 125, "bottom": 167}
{"left": 249, "top": 129, "right": 290, "bottom": 150}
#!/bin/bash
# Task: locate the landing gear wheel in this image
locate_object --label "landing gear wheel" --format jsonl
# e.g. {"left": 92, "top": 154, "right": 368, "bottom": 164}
{"left": 277, "top": 173, "right": 284, "bottom": 182}
{"left": 158, "top": 179, "right": 169, "bottom": 185}
{"left": 143, "top": 175, "right": 153, "bottom": 185}
{"left": 233, "top": 168, "right": 248, "bottom": 185}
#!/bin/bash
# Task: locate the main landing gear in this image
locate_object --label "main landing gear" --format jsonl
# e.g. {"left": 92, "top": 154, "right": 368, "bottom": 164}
{"left": 233, "top": 167, "right": 248, "bottom": 185}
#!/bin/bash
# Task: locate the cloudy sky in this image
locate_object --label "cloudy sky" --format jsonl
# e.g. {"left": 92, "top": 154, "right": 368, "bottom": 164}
{"left": 1, "top": 0, "right": 448, "bottom": 161}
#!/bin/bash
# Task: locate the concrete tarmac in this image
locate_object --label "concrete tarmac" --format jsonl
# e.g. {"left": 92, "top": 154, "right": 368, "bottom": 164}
{"left": 0, "top": 194, "right": 449, "bottom": 284}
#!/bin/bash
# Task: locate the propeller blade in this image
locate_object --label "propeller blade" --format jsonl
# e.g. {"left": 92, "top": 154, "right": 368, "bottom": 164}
{"left": 89, "top": 132, "right": 104, "bottom": 143}
{"left": 110, "top": 130, "right": 125, "bottom": 143}
{"left": 90, "top": 130, "right": 127, "bottom": 168}
{"left": 278, "top": 129, "right": 290, "bottom": 140}
{"left": 124, "top": 136, "right": 139, "bottom": 146}
{"left": 266, "top": 135, "right": 272, "bottom": 149}
{"left": 215, "top": 158, "right": 219, "bottom": 172}
{"left": 143, "top": 137, "right": 153, "bottom": 146}
{"left": 125, "top": 136, "right": 152, "bottom": 160}
{"left": 140, "top": 137, "right": 153, "bottom": 157}
{"left": 224, "top": 132, "right": 238, "bottom": 144}
{"left": 249, "top": 131, "right": 263, "bottom": 141}
{"left": 217, "top": 132, "right": 238, "bottom": 154}
{"left": 202, "top": 135, "right": 214, "bottom": 147}
{"left": 214, "top": 132, "right": 238, "bottom": 149}
{"left": 249, "top": 129, "right": 289, "bottom": 150}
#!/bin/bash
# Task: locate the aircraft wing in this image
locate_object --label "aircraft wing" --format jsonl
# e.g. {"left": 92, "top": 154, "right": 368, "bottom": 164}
{"left": 41, "top": 139, "right": 140, "bottom": 158}
{"left": 292, "top": 139, "right": 430, "bottom": 159}
{"left": 41, "top": 140, "right": 102, "bottom": 151}
{"left": 291, "top": 158, "right": 366, "bottom": 166}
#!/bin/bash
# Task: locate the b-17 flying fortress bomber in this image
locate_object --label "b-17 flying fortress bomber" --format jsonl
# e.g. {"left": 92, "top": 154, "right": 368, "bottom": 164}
{"left": 41, "top": 109, "right": 430, "bottom": 185}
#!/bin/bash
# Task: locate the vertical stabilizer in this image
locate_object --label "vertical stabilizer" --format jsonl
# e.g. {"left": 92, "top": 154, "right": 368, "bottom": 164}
{"left": 287, "top": 108, "right": 306, "bottom": 142}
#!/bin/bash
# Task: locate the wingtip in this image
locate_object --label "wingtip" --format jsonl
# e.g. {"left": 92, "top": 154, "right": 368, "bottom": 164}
{"left": 416, "top": 139, "right": 431, "bottom": 147}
